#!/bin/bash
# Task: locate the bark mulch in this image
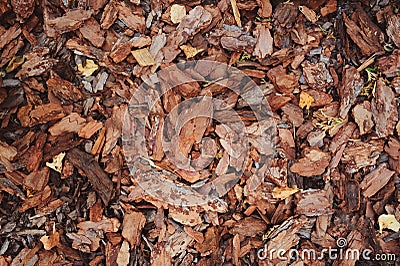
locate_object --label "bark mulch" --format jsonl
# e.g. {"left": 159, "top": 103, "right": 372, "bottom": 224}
{"left": 0, "top": 0, "right": 400, "bottom": 265}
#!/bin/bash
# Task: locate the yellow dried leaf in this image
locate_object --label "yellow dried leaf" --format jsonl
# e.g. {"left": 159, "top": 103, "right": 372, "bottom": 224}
{"left": 170, "top": 4, "right": 186, "bottom": 24}
{"left": 40, "top": 231, "right": 60, "bottom": 250}
{"left": 26, "top": 189, "right": 33, "bottom": 198}
{"left": 46, "top": 152, "right": 66, "bottom": 173}
{"left": 78, "top": 59, "right": 99, "bottom": 77}
{"left": 272, "top": 186, "right": 300, "bottom": 200}
{"left": 6, "top": 55, "right": 25, "bottom": 73}
{"left": 230, "top": 0, "right": 242, "bottom": 27}
{"left": 378, "top": 214, "right": 400, "bottom": 233}
{"left": 180, "top": 45, "right": 204, "bottom": 59}
{"left": 299, "top": 91, "right": 315, "bottom": 110}
{"left": 131, "top": 48, "right": 155, "bottom": 66}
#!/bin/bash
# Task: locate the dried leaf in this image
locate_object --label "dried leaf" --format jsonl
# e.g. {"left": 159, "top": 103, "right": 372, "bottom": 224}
{"left": 170, "top": 4, "right": 186, "bottom": 24}
{"left": 46, "top": 152, "right": 65, "bottom": 173}
{"left": 5, "top": 55, "right": 24, "bottom": 73}
{"left": 40, "top": 231, "right": 60, "bottom": 250}
{"left": 378, "top": 214, "right": 400, "bottom": 233}
{"left": 299, "top": 91, "right": 315, "bottom": 110}
{"left": 180, "top": 45, "right": 203, "bottom": 59}
{"left": 78, "top": 59, "right": 99, "bottom": 77}
{"left": 272, "top": 186, "right": 300, "bottom": 200}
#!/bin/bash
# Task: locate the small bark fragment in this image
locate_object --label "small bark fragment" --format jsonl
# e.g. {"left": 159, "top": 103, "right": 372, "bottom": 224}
{"left": 66, "top": 148, "right": 113, "bottom": 205}
{"left": 360, "top": 164, "right": 394, "bottom": 198}
{"left": 372, "top": 79, "right": 398, "bottom": 138}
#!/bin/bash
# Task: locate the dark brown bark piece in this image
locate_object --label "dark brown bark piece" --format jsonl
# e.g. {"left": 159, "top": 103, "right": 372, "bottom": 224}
{"left": 281, "top": 103, "right": 304, "bottom": 127}
{"left": 11, "top": 0, "right": 34, "bottom": 20}
{"left": 371, "top": 79, "right": 398, "bottom": 138}
{"left": 46, "top": 76, "right": 83, "bottom": 104}
{"left": 338, "top": 65, "right": 363, "bottom": 118}
{"left": 377, "top": 50, "right": 400, "bottom": 78}
{"left": 28, "top": 103, "right": 66, "bottom": 127}
{"left": 257, "top": 0, "right": 272, "bottom": 18}
{"left": 66, "top": 148, "right": 114, "bottom": 205}
{"left": 0, "top": 24, "right": 21, "bottom": 50}
{"left": 387, "top": 14, "right": 400, "bottom": 48}
{"left": 302, "top": 61, "right": 333, "bottom": 90}
{"left": 342, "top": 5, "right": 383, "bottom": 56}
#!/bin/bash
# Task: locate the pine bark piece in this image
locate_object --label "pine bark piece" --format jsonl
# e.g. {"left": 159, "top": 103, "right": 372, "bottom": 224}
{"left": 45, "top": 9, "right": 94, "bottom": 38}
{"left": 100, "top": 1, "right": 118, "bottom": 29}
{"left": 304, "top": 89, "right": 333, "bottom": 107}
{"left": 169, "top": 206, "right": 202, "bottom": 226}
{"left": 338, "top": 65, "right": 363, "bottom": 118}
{"left": 302, "top": 61, "right": 333, "bottom": 90}
{"left": 352, "top": 101, "right": 374, "bottom": 135}
{"left": 295, "top": 189, "right": 333, "bottom": 216}
{"left": 372, "top": 79, "right": 398, "bottom": 138}
{"left": 46, "top": 76, "right": 83, "bottom": 103}
{"left": 131, "top": 48, "right": 155, "bottom": 66}
{"left": 299, "top": 5, "right": 319, "bottom": 23}
{"left": 290, "top": 147, "right": 330, "bottom": 177}
{"left": 121, "top": 211, "right": 146, "bottom": 248}
{"left": 79, "top": 17, "right": 105, "bottom": 48}
{"left": 321, "top": 0, "right": 337, "bottom": 17}
{"left": 15, "top": 49, "right": 57, "bottom": 79}
{"left": 387, "top": 14, "right": 400, "bottom": 48}
{"left": 29, "top": 103, "right": 66, "bottom": 127}
{"left": 267, "top": 65, "right": 298, "bottom": 94}
{"left": 256, "top": 0, "right": 272, "bottom": 18}
{"left": 11, "top": 0, "right": 34, "bottom": 20}
{"left": 360, "top": 164, "right": 394, "bottom": 198}
{"left": 116, "top": 1, "right": 145, "bottom": 33}
{"left": 342, "top": 6, "right": 383, "bottom": 56}
{"left": 281, "top": 103, "right": 304, "bottom": 127}
{"left": 229, "top": 217, "right": 267, "bottom": 237}
{"left": 78, "top": 120, "right": 103, "bottom": 139}
{"left": 341, "top": 140, "right": 384, "bottom": 173}
{"left": 253, "top": 24, "right": 273, "bottom": 59}
{"left": 376, "top": 50, "right": 400, "bottom": 78}
{"left": 0, "top": 24, "right": 21, "bottom": 50}
{"left": 48, "top": 113, "right": 86, "bottom": 136}
{"left": 329, "top": 122, "right": 356, "bottom": 154}
{"left": 66, "top": 148, "right": 113, "bottom": 205}
{"left": 19, "top": 185, "right": 52, "bottom": 212}
{"left": 151, "top": 242, "right": 173, "bottom": 266}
